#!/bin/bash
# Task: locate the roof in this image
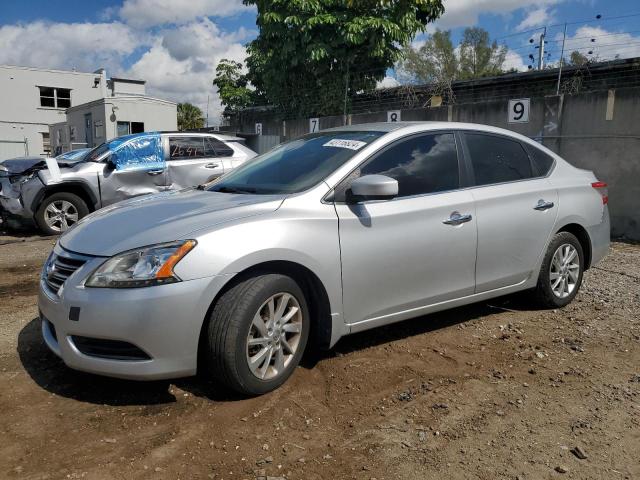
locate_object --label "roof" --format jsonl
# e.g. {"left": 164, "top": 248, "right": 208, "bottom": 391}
{"left": 66, "top": 95, "right": 176, "bottom": 111}
{"left": 109, "top": 77, "right": 146, "bottom": 85}
{"left": 158, "top": 131, "right": 243, "bottom": 141}
{"left": 321, "top": 121, "right": 540, "bottom": 144}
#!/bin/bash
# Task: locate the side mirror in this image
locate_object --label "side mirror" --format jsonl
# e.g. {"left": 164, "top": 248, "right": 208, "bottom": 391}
{"left": 349, "top": 175, "right": 398, "bottom": 201}
{"left": 104, "top": 154, "right": 116, "bottom": 171}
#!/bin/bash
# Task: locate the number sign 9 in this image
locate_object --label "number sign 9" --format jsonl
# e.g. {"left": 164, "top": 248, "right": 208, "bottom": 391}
{"left": 508, "top": 98, "right": 530, "bottom": 123}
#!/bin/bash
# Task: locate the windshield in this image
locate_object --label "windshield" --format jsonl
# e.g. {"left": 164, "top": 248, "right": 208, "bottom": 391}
{"left": 209, "top": 131, "right": 384, "bottom": 194}
{"left": 85, "top": 142, "right": 111, "bottom": 162}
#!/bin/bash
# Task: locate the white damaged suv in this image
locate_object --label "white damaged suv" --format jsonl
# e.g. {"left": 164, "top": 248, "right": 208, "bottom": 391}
{"left": 0, "top": 132, "right": 256, "bottom": 234}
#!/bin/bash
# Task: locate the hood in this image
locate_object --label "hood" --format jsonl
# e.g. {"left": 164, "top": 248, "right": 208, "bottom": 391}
{"left": 59, "top": 188, "right": 286, "bottom": 256}
{"left": 0, "top": 156, "right": 46, "bottom": 175}
{"left": 0, "top": 156, "right": 78, "bottom": 176}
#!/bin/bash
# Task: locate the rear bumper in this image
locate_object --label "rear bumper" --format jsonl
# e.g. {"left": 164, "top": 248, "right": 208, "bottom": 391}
{"left": 587, "top": 208, "right": 610, "bottom": 267}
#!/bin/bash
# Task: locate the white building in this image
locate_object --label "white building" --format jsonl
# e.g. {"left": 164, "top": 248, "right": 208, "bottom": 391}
{"left": 0, "top": 65, "right": 177, "bottom": 159}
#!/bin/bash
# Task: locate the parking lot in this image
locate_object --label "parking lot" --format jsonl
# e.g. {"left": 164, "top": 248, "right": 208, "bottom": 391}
{"left": 0, "top": 232, "right": 638, "bottom": 480}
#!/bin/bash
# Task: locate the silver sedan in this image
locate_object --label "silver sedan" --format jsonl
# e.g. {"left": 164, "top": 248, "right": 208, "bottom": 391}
{"left": 38, "top": 122, "right": 610, "bottom": 395}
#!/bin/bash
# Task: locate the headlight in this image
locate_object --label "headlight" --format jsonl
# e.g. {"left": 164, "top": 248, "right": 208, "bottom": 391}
{"left": 85, "top": 240, "right": 196, "bottom": 288}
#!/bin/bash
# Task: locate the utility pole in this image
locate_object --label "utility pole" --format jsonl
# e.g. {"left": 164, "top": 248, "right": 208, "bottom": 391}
{"left": 538, "top": 27, "right": 547, "bottom": 70}
{"left": 206, "top": 95, "right": 210, "bottom": 128}
{"left": 556, "top": 23, "right": 568, "bottom": 95}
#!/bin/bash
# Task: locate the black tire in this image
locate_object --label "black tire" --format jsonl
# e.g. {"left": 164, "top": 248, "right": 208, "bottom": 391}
{"left": 35, "top": 192, "right": 89, "bottom": 235}
{"left": 534, "top": 232, "right": 584, "bottom": 308}
{"left": 204, "top": 273, "right": 310, "bottom": 395}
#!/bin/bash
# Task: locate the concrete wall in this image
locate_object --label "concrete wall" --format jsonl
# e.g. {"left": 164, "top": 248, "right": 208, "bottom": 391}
{"left": 237, "top": 88, "right": 640, "bottom": 239}
{"left": 52, "top": 96, "right": 177, "bottom": 152}
{"left": 0, "top": 65, "right": 106, "bottom": 156}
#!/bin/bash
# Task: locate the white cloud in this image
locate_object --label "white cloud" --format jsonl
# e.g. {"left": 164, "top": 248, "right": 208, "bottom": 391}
{"left": 558, "top": 26, "right": 640, "bottom": 62}
{"left": 0, "top": 21, "right": 141, "bottom": 73}
{"left": 127, "top": 18, "right": 250, "bottom": 124}
{"left": 119, "top": 0, "right": 250, "bottom": 28}
{"left": 516, "top": 7, "right": 552, "bottom": 32}
{"left": 376, "top": 76, "right": 400, "bottom": 89}
{"left": 436, "top": 0, "right": 562, "bottom": 29}
{"left": 503, "top": 50, "right": 528, "bottom": 72}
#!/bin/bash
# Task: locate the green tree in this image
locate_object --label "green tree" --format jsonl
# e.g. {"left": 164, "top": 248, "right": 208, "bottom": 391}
{"left": 177, "top": 103, "right": 205, "bottom": 131}
{"left": 568, "top": 50, "right": 589, "bottom": 67}
{"left": 213, "top": 59, "right": 254, "bottom": 120}
{"left": 397, "top": 29, "right": 457, "bottom": 84}
{"left": 458, "top": 27, "right": 507, "bottom": 79}
{"left": 397, "top": 27, "right": 508, "bottom": 86}
{"left": 243, "top": 0, "right": 445, "bottom": 117}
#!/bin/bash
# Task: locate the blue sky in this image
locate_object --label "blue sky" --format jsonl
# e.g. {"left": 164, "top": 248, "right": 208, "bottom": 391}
{"left": 1, "top": 0, "right": 639, "bottom": 122}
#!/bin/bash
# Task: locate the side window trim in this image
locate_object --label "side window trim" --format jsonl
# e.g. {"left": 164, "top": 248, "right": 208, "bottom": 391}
{"left": 459, "top": 130, "right": 546, "bottom": 188}
{"left": 330, "top": 130, "right": 463, "bottom": 203}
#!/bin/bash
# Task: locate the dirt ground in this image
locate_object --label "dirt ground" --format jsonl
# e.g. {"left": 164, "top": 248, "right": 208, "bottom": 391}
{"left": 0, "top": 234, "right": 638, "bottom": 480}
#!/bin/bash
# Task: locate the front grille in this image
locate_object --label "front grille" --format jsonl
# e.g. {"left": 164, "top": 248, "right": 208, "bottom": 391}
{"left": 44, "top": 251, "right": 87, "bottom": 294}
{"left": 71, "top": 336, "right": 151, "bottom": 361}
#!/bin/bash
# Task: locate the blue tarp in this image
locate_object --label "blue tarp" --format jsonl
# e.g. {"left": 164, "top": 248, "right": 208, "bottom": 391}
{"left": 110, "top": 132, "right": 164, "bottom": 171}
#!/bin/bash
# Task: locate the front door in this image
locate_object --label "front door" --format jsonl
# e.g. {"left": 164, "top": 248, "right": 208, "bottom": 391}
{"left": 334, "top": 132, "right": 477, "bottom": 327}
{"left": 166, "top": 136, "right": 225, "bottom": 189}
{"left": 98, "top": 134, "right": 168, "bottom": 206}
{"left": 461, "top": 132, "right": 559, "bottom": 292}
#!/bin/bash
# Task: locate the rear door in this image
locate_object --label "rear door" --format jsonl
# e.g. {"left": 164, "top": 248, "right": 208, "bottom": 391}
{"left": 166, "top": 136, "right": 225, "bottom": 189}
{"left": 461, "top": 132, "right": 558, "bottom": 292}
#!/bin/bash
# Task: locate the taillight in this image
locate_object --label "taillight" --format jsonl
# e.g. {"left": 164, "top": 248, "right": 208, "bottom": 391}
{"left": 591, "top": 181, "right": 608, "bottom": 205}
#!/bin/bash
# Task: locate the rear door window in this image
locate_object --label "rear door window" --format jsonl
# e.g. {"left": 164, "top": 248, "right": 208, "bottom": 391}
{"left": 206, "top": 137, "right": 234, "bottom": 157}
{"left": 526, "top": 144, "right": 556, "bottom": 176}
{"left": 464, "top": 133, "right": 534, "bottom": 186}
{"left": 169, "top": 137, "right": 206, "bottom": 160}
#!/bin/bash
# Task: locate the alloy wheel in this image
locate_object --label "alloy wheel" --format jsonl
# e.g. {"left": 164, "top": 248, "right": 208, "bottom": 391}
{"left": 246, "top": 292, "right": 303, "bottom": 380}
{"left": 549, "top": 243, "right": 580, "bottom": 298}
{"left": 44, "top": 200, "right": 79, "bottom": 232}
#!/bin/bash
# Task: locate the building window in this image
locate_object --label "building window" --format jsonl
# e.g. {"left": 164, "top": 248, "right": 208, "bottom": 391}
{"left": 117, "top": 121, "right": 145, "bottom": 137}
{"left": 42, "top": 132, "right": 51, "bottom": 155}
{"left": 117, "top": 121, "right": 130, "bottom": 137}
{"left": 38, "top": 87, "right": 71, "bottom": 108}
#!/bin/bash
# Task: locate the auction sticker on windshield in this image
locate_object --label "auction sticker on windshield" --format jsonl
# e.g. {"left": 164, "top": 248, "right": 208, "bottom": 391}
{"left": 323, "top": 139, "right": 367, "bottom": 150}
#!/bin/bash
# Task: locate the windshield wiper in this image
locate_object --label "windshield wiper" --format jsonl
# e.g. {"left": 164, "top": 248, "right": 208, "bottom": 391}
{"left": 213, "top": 185, "right": 258, "bottom": 194}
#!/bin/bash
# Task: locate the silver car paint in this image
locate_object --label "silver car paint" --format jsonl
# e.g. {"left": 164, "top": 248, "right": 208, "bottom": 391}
{"left": 1, "top": 133, "right": 255, "bottom": 226}
{"left": 39, "top": 122, "right": 610, "bottom": 380}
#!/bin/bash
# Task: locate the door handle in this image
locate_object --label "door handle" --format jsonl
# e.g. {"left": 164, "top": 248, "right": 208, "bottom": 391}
{"left": 534, "top": 199, "right": 555, "bottom": 211}
{"left": 443, "top": 211, "right": 473, "bottom": 226}
{"left": 146, "top": 169, "right": 164, "bottom": 176}
{"left": 204, "top": 163, "right": 220, "bottom": 169}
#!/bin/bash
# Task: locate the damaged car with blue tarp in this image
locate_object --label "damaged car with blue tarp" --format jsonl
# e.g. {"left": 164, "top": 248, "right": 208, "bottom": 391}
{"left": 0, "top": 131, "right": 256, "bottom": 234}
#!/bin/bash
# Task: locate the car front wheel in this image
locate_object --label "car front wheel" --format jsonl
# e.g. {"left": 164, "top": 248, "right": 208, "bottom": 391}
{"left": 204, "top": 273, "right": 310, "bottom": 395}
{"left": 534, "top": 231, "right": 584, "bottom": 308}
{"left": 35, "top": 192, "right": 90, "bottom": 235}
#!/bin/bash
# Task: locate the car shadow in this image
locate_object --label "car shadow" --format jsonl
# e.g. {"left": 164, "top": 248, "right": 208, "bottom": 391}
{"left": 17, "top": 293, "right": 537, "bottom": 405}
{"left": 301, "top": 292, "right": 537, "bottom": 369}
{"left": 17, "top": 318, "right": 177, "bottom": 406}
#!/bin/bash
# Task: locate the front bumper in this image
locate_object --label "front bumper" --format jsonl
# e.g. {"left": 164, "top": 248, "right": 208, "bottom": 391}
{"left": 38, "top": 245, "right": 232, "bottom": 380}
{"left": 0, "top": 195, "right": 35, "bottom": 229}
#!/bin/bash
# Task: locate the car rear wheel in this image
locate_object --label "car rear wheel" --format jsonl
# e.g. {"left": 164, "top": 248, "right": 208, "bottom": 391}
{"left": 35, "top": 192, "right": 90, "bottom": 235}
{"left": 204, "top": 273, "right": 310, "bottom": 395}
{"left": 534, "top": 232, "right": 584, "bottom": 308}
